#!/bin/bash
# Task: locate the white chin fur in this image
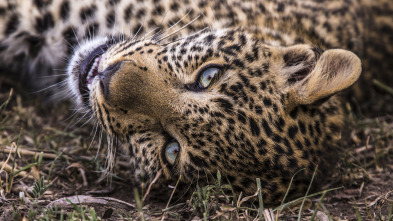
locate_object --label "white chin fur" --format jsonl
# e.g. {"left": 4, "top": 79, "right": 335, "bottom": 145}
{"left": 67, "top": 37, "right": 107, "bottom": 107}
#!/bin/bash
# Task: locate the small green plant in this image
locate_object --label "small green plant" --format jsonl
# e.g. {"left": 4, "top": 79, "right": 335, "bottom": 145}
{"left": 12, "top": 203, "right": 21, "bottom": 221}
{"left": 67, "top": 207, "right": 98, "bottom": 221}
{"left": 33, "top": 206, "right": 64, "bottom": 221}
{"left": 28, "top": 210, "right": 38, "bottom": 220}
{"left": 66, "top": 199, "right": 99, "bottom": 221}
{"left": 189, "top": 171, "right": 232, "bottom": 219}
{"left": 32, "top": 176, "right": 51, "bottom": 199}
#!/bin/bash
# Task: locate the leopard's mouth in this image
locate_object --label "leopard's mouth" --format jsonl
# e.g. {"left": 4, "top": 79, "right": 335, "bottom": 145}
{"left": 79, "top": 44, "right": 109, "bottom": 103}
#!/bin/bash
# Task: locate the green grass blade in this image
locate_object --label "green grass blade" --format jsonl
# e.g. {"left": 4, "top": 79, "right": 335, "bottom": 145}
{"left": 388, "top": 202, "right": 393, "bottom": 221}
{"left": 273, "top": 186, "right": 342, "bottom": 212}
{"left": 354, "top": 206, "right": 362, "bottom": 221}
{"left": 256, "top": 178, "right": 264, "bottom": 220}
{"left": 0, "top": 89, "right": 13, "bottom": 114}
{"left": 310, "top": 190, "right": 328, "bottom": 221}
{"left": 11, "top": 162, "right": 38, "bottom": 177}
{"left": 134, "top": 188, "right": 145, "bottom": 221}
{"left": 276, "top": 168, "right": 305, "bottom": 219}
{"left": 298, "top": 166, "right": 318, "bottom": 221}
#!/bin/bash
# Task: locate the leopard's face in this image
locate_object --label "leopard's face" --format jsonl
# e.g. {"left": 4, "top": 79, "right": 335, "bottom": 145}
{"left": 67, "top": 29, "right": 361, "bottom": 204}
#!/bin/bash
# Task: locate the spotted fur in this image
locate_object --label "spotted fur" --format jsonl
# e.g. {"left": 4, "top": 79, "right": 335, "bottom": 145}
{"left": 0, "top": 0, "right": 392, "bottom": 205}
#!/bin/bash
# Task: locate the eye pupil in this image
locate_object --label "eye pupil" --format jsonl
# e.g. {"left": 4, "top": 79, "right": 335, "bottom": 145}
{"left": 165, "top": 140, "right": 180, "bottom": 165}
{"left": 198, "top": 67, "right": 220, "bottom": 89}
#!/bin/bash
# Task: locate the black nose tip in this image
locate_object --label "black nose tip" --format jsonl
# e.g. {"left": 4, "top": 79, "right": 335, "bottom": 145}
{"left": 99, "top": 61, "right": 123, "bottom": 100}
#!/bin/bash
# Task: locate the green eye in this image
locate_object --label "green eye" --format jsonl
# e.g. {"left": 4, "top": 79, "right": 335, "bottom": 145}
{"left": 198, "top": 67, "right": 220, "bottom": 89}
{"left": 165, "top": 140, "right": 180, "bottom": 165}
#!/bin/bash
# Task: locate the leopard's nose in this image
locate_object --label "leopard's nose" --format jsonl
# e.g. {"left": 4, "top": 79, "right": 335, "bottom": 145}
{"left": 101, "top": 59, "right": 178, "bottom": 120}
{"left": 99, "top": 61, "right": 123, "bottom": 100}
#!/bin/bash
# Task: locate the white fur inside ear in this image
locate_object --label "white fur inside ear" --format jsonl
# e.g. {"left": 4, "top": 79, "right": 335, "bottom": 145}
{"left": 279, "top": 44, "right": 316, "bottom": 86}
{"left": 295, "top": 49, "right": 362, "bottom": 104}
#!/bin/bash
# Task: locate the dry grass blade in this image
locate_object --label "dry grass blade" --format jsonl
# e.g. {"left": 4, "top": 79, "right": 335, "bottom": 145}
{"left": 0, "top": 161, "right": 36, "bottom": 181}
{"left": 264, "top": 208, "right": 275, "bottom": 221}
{"left": 0, "top": 143, "right": 14, "bottom": 172}
{"left": 143, "top": 169, "right": 162, "bottom": 202}
{"left": 237, "top": 190, "right": 258, "bottom": 208}
{"left": 7, "top": 129, "right": 23, "bottom": 193}
{"left": 367, "top": 190, "right": 393, "bottom": 207}
{"left": 2, "top": 146, "right": 70, "bottom": 160}
{"left": 161, "top": 175, "right": 182, "bottom": 221}
{"left": 66, "top": 163, "right": 88, "bottom": 186}
{"left": 0, "top": 142, "right": 15, "bottom": 197}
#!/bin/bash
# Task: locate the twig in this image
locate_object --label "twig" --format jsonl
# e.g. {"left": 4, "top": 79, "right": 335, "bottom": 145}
{"left": 46, "top": 195, "right": 135, "bottom": 211}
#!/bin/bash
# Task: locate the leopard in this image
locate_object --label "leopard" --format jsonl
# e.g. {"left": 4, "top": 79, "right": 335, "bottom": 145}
{"left": 0, "top": 0, "right": 392, "bottom": 206}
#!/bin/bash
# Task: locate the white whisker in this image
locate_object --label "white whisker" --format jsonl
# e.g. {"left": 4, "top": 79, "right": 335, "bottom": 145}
{"left": 158, "top": 14, "right": 201, "bottom": 42}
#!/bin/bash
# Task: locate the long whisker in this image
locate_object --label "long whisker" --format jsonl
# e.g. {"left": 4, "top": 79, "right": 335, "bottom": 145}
{"left": 158, "top": 14, "right": 201, "bottom": 42}
{"left": 153, "top": 10, "right": 191, "bottom": 41}
{"left": 31, "top": 79, "right": 68, "bottom": 93}
{"left": 142, "top": 27, "right": 161, "bottom": 40}
{"left": 159, "top": 26, "right": 209, "bottom": 46}
{"left": 132, "top": 17, "right": 146, "bottom": 41}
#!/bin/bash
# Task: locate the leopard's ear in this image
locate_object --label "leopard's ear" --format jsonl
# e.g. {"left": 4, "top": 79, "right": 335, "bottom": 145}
{"left": 280, "top": 45, "right": 361, "bottom": 105}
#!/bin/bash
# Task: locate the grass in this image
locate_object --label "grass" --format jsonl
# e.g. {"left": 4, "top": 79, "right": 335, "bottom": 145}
{"left": 1, "top": 86, "right": 393, "bottom": 220}
{"left": 32, "top": 176, "right": 51, "bottom": 199}
{"left": 256, "top": 178, "right": 264, "bottom": 220}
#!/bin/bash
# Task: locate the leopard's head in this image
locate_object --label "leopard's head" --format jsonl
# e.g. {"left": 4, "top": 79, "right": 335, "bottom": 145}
{"left": 67, "top": 29, "right": 361, "bottom": 204}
